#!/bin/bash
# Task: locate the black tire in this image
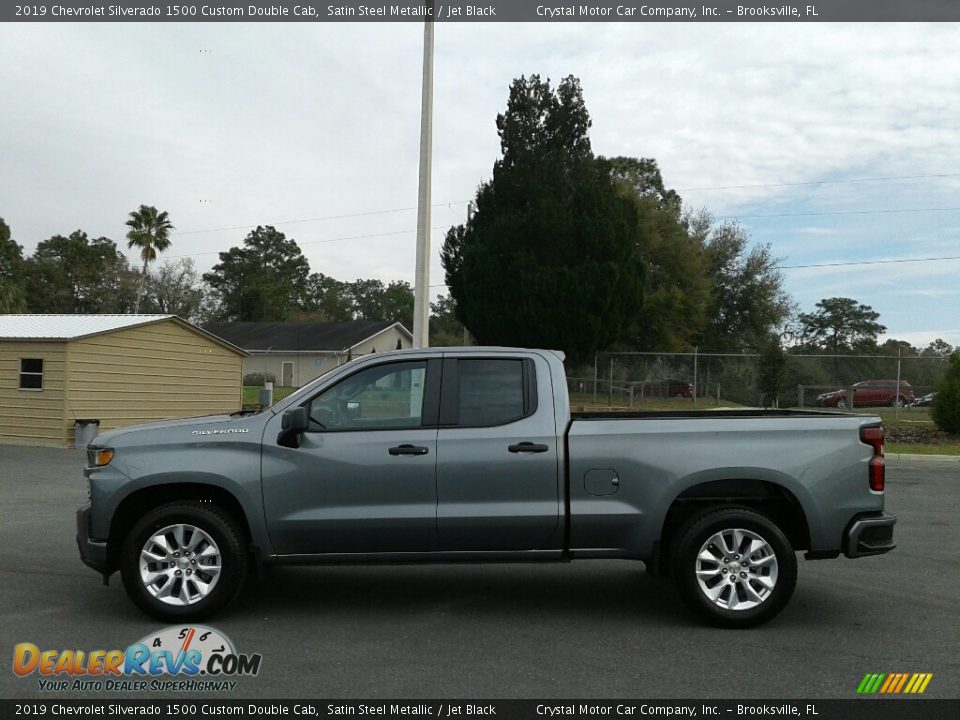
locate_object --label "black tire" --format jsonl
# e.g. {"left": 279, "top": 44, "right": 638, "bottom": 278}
{"left": 120, "top": 502, "right": 248, "bottom": 622}
{"left": 671, "top": 506, "right": 797, "bottom": 628}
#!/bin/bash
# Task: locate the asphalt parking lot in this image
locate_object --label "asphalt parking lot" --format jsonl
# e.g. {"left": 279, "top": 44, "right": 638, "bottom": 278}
{"left": 1, "top": 446, "right": 957, "bottom": 700}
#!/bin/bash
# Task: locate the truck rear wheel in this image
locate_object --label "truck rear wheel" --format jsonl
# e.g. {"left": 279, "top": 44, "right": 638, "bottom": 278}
{"left": 672, "top": 507, "right": 797, "bottom": 628}
{"left": 120, "top": 502, "right": 248, "bottom": 622}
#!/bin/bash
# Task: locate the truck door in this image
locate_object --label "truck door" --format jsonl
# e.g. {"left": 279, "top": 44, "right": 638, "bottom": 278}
{"left": 261, "top": 358, "right": 441, "bottom": 554}
{"left": 435, "top": 356, "right": 561, "bottom": 551}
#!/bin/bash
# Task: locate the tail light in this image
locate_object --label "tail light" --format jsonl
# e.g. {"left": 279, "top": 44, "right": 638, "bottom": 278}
{"left": 860, "top": 426, "right": 885, "bottom": 492}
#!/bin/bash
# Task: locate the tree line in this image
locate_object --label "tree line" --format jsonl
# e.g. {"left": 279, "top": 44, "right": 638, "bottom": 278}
{"left": 0, "top": 214, "right": 466, "bottom": 345}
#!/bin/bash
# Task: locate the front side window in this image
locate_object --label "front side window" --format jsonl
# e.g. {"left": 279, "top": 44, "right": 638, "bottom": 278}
{"left": 19, "top": 358, "right": 43, "bottom": 390}
{"left": 306, "top": 361, "right": 427, "bottom": 431}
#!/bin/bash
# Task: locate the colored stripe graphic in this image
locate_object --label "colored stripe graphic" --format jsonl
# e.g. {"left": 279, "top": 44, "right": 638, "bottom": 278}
{"left": 894, "top": 673, "right": 910, "bottom": 693}
{"left": 857, "top": 673, "right": 885, "bottom": 695}
{"left": 881, "top": 673, "right": 902, "bottom": 694}
{"left": 858, "top": 673, "right": 933, "bottom": 694}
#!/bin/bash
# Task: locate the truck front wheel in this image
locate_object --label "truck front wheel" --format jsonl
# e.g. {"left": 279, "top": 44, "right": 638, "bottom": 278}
{"left": 672, "top": 507, "right": 797, "bottom": 628}
{"left": 120, "top": 502, "right": 248, "bottom": 621}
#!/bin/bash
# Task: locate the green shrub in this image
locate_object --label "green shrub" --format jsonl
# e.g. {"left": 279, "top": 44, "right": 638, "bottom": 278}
{"left": 243, "top": 372, "right": 276, "bottom": 386}
{"left": 931, "top": 352, "right": 960, "bottom": 435}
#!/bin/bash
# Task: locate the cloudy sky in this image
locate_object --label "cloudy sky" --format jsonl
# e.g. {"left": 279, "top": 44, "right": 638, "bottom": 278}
{"left": 2, "top": 21, "right": 958, "bottom": 347}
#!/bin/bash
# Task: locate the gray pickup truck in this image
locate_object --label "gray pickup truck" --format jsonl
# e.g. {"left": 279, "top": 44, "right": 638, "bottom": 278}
{"left": 77, "top": 347, "right": 895, "bottom": 627}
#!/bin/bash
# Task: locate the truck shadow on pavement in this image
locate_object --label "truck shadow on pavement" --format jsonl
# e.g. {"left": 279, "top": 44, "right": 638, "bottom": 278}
{"left": 223, "top": 562, "right": 865, "bottom": 631}
{"left": 230, "top": 562, "right": 696, "bottom": 626}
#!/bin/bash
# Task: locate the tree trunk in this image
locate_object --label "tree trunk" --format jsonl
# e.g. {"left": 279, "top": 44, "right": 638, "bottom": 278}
{"left": 134, "top": 258, "right": 148, "bottom": 313}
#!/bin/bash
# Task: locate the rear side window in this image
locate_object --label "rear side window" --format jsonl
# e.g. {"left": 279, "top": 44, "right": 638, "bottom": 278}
{"left": 19, "top": 358, "right": 43, "bottom": 390}
{"left": 450, "top": 359, "right": 536, "bottom": 427}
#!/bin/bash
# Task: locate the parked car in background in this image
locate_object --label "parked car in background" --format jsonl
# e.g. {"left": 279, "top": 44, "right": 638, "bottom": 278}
{"left": 912, "top": 392, "right": 936, "bottom": 407}
{"left": 817, "top": 380, "right": 915, "bottom": 408}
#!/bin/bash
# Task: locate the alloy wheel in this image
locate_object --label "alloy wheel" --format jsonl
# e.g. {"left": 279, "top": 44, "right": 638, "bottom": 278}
{"left": 694, "top": 528, "right": 779, "bottom": 611}
{"left": 139, "top": 523, "right": 222, "bottom": 606}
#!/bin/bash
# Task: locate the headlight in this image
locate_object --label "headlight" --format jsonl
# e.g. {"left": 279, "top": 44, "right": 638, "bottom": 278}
{"left": 87, "top": 448, "right": 114, "bottom": 467}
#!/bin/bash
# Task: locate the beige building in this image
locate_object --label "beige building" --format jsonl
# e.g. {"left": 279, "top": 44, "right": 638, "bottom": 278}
{"left": 0, "top": 315, "right": 247, "bottom": 447}
{"left": 203, "top": 320, "right": 412, "bottom": 388}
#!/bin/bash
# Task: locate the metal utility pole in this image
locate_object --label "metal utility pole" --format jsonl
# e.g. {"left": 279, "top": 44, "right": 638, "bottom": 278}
{"left": 412, "top": 10, "right": 435, "bottom": 349}
{"left": 895, "top": 346, "right": 902, "bottom": 420}
{"left": 692, "top": 346, "right": 699, "bottom": 409}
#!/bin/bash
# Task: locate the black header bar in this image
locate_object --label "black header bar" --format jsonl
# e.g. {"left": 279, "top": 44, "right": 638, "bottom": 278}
{"left": 2, "top": 699, "right": 959, "bottom": 720}
{"left": 4, "top": 1, "right": 960, "bottom": 23}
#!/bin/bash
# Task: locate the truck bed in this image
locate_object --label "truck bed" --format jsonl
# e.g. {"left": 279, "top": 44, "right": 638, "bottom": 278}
{"left": 565, "top": 408, "right": 882, "bottom": 560}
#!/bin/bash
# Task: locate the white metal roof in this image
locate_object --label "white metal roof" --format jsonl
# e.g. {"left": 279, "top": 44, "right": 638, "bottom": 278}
{"left": 0, "top": 314, "right": 175, "bottom": 341}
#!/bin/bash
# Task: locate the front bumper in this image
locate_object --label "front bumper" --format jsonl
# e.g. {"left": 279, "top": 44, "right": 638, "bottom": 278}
{"left": 76, "top": 505, "right": 108, "bottom": 574}
{"left": 844, "top": 513, "right": 897, "bottom": 558}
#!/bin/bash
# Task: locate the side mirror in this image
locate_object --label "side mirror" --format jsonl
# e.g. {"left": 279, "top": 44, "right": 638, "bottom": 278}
{"left": 346, "top": 401, "right": 361, "bottom": 420}
{"left": 277, "top": 407, "right": 309, "bottom": 448}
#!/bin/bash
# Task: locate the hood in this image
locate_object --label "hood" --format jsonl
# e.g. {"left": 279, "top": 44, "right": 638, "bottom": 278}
{"left": 93, "top": 412, "right": 267, "bottom": 447}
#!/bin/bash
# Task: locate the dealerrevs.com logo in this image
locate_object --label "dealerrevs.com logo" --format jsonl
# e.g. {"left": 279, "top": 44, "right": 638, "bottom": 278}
{"left": 12, "top": 626, "right": 262, "bottom": 692}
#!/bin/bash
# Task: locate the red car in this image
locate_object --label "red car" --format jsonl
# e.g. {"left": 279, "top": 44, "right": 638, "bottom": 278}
{"left": 817, "top": 380, "right": 915, "bottom": 408}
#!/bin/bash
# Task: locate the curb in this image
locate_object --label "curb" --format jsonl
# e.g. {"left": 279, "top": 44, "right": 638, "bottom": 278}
{"left": 887, "top": 453, "right": 959, "bottom": 461}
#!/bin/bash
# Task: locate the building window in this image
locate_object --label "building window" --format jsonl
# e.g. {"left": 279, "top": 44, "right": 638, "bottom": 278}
{"left": 19, "top": 358, "right": 44, "bottom": 390}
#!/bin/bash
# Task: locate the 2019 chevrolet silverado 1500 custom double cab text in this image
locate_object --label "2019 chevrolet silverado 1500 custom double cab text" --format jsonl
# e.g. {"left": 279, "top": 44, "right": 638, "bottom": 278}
{"left": 77, "top": 347, "right": 896, "bottom": 627}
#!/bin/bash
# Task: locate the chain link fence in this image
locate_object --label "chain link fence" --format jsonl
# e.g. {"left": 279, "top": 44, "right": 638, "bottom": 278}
{"left": 568, "top": 351, "right": 949, "bottom": 417}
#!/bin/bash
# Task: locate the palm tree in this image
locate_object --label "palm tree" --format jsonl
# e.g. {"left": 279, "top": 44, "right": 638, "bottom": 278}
{"left": 125, "top": 205, "right": 174, "bottom": 313}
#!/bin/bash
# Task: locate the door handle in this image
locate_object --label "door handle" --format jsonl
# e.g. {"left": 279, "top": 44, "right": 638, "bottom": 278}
{"left": 388, "top": 444, "right": 429, "bottom": 456}
{"left": 508, "top": 442, "right": 549, "bottom": 454}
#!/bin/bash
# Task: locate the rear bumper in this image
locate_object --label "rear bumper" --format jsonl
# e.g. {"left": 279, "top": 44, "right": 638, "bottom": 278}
{"left": 844, "top": 513, "right": 897, "bottom": 558}
{"left": 76, "top": 505, "right": 108, "bottom": 574}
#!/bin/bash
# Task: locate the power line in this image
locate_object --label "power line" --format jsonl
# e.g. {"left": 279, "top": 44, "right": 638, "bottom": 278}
{"left": 718, "top": 206, "right": 960, "bottom": 220}
{"left": 164, "top": 225, "right": 452, "bottom": 261}
{"left": 164, "top": 178, "right": 960, "bottom": 240}
{"left": 167, "top": 172, "right": 960, "bottom": 236}
{"left": 428, "top": 255, "right": 960, "bottom": 286}
{"left": 677, "top": 171, "right": 960, "bottom": 192}
{"left": 779, "top": 255, "right": 960, "bottom": 270}
{"left": 300, "top": 226, "right": 449, "bottom": 247}
{"left": 162, "top": 233, "right": 960, "bottom": 276}
{"left": 152, "top": 181, "right": 960, "bottom": 280}
{"left": 171, "top": 201, "right": 470, "bottom": 237}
